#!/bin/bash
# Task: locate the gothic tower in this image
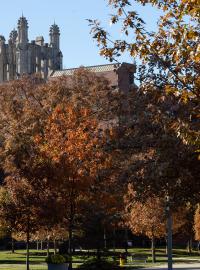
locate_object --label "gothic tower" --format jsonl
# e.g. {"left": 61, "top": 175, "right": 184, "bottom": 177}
{"left": 0, "top": 16, "right": 63, "bottom": 83}
{"left": 16, "top": 15, "right": 29, "bottom": 75}
{"left": 17, "top": 15, "right": 28, "bottom": 44}
{"left": 49, "top": 23, "right": 63, "bottom": 70}
{"left": 0, "top": 36, "right": 7, "bottom": 82}
{"left": 8, "top": 29, "right": 18, "bottom": 80}
{"left": 50, "top": 23, "right": 60, "bottom": 49}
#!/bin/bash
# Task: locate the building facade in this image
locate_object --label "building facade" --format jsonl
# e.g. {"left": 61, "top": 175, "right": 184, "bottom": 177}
{"left": 0, "top": 16, "right": 136, "bottom": 92}
{"left": 51, "top": 62, "right": 136, "bottom": 93}
{"left": 0, "top": 16, "right": 63, "bottom": 82}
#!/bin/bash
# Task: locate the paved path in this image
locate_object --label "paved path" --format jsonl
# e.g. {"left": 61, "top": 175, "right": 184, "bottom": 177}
{"left": 143, "top": 262, "right": 200, "bottom": 270}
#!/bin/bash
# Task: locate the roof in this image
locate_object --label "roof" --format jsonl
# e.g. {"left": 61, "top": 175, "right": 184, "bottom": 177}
{"left": 51, "top": 63, "right": 120, "bottom": 77}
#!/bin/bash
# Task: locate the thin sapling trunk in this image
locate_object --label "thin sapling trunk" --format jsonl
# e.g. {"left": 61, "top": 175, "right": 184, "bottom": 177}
{"left": 26, "top": 218, "right": 30, "bottom": 270}
{"left": 151, "top": 236, "right": 156, "bottom": 263}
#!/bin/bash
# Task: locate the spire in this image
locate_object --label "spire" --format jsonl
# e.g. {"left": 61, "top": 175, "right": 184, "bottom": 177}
{"left": 0, "top": 35, "right": 5, "bottom": 47}
{"left": 0, "top": 35, "right": 5, "bottom": 42}
{"left": 17, "top": 15, "right": 28, "bottom": 43}
{"left": 18, "top": 15, "right": 28, "bottom": 25}
{"left": 9, "top": 29, "right": 18, "bottom": 43}
{"left": 49, "top": 23, "right": 60, "bottom": 35}
{"left": 49, "top": 22, "right": 60, "bottom": 49}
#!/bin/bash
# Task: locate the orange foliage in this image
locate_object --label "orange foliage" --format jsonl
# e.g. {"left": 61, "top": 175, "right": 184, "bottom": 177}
{"left": 194, "top": 205, "right": 200, "bottom": 241}
{"left": 125, "top": 184, "right": 186, "bottom": 239}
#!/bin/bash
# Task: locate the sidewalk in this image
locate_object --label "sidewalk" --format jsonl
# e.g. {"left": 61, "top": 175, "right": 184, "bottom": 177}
{"left": 143, "top": 262, "right": 200, "bottom": 270}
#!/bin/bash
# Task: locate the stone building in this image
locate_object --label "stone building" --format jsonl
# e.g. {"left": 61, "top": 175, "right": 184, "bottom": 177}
{"left": 0, "top": 16, "right": 63, "bottom": 82}
{"left": 51, "top": 63, "right": 137, "bottom": 128}
{"left": 0, "top": 16, "right": 136, "bottom": 93}
{"left": 51, "top": 62, "right": 136, "bottom": 94}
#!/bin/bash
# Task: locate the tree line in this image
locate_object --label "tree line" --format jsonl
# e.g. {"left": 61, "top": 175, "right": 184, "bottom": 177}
{"left": 0, "top": 0, "right": 199, "bottom": 269}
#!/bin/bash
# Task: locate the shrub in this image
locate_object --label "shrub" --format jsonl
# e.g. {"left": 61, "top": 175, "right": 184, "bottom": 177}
{"left": 46, "top": 254, "right": 66, "bottom": 264}
{"left": 78, "top": 258, "right": 120, "bottom": 270}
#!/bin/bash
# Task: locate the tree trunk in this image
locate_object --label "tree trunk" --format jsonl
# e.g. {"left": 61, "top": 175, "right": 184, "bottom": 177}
{"left": 97, "top": 247, "right": 101, "bottom": 261}
{"left": 54, "top": 239, "right": 57, "bottom": 255}
{"left": 124, "top": 228, "right": 128, "bottom": 253}
{"left": 41, "top": 240, "right": 43, "bottom": 250}
{"left": 26, "top": 218, "right": 30, "bottom": 270}
{"left": 68, "top": 183, "right": 77, "bottom": 270}
{"left": 113, "top": 227, "right": 116, "bottom": 253}
{"left": 11, "top": 237, "right": 15, "bottom": 253}
{"left": 151, "top": 236, "right": 156, "bottom": 263}
{"left": 68, "top": 225, "right": 73, "bottom": 270}
{"left": 68, "top": 226, "right": 72, "bottom": 254}
{"left": 165, "top": 238, "right": 168, "bottom": 255}
{"left": 198, "top": 241, "right": 200, "bottom": 253}
{"left": 166, "top": 209, "right": 173, "bottom": 270}
{"left": 36, "top": 240, "right": 39, "bottom": 251}
{"left": 103, "top": 227, "right": 107, "bottom": 249}
{"left": 47, "top": 238, "right": 50, "bottom": 257}
{"left": 187, "top": 237, "right": 193, "bottom": 255}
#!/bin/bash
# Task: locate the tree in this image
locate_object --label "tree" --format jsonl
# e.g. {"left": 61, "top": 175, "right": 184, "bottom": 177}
{"left": 0, "top": 76, "right": 69, "bottom": 269}
{"left": 0, "top": 187, "right": 17, "bottom": 253}
{"left": 126, "top": 195, "right": 165, "bottom": 263}
{"left": 0, "top": 71, "right": 118, "bottom": 267}
{"left": 106, "top": 87, "right": 200, "bottom": 206}
{"left": 37, "top": 102, "right": 113, "bottom": 266}
{"left": 124, "top": 185, "right": 185, "bottom": 262}
{"left": 89, "top": 6, "right": 199, "bottom": 269}
{"left": 89, "top": 0, "right": 200, "bottom": 152}
{"left": 81, "top": 167, "right": 123, "bottom": 255}
{"left": 194, "top": 205, "right": 200, "bottom": 245}
{"left": 176, "top": 203, "right": 196, "bottom": 254}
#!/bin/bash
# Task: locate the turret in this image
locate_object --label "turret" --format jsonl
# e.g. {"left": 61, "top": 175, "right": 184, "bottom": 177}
{"left": 0, "top": 35, "right": 5, "bottom": 48}
{"left": 0, "top": 16, "right": 63, "bottom": 82}
{"left": 8, "top": 30, "right": 17, "bottom": 80}
{"left": 0, "top": 35, "right": 7, "bottom": 82}
{"left": 17, "top": 15, "right": 28, "bottom": 44}
{"left": 35, "top": 36, "right": 44, "bottom": 46}
{"left": 16, "top": 16, "right": 29, "bottom": 75}
{"left": 9, "top": 29, "right": 18, "bottom": 44}
{"left": 49, "top": 23, "right": 60, "bottom": 50}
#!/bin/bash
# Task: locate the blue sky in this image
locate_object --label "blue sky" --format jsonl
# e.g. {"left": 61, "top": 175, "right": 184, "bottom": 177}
{"left": 0, "top": 0, "right": 161, "bottom": 68}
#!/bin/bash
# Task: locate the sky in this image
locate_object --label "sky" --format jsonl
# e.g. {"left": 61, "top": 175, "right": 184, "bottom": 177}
{"left": 0, "top": 0, "right": 161, "bottom": 69}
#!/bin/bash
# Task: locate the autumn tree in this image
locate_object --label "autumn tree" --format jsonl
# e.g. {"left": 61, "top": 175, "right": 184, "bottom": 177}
{"left": 0, "top": 176, "right": 42, "bottom": 270}
{"left": 81, "top": 167, "right": 123, "bottom": 255}
{"left": 89, "top": 0, "right": 199, "bottom": 152}
{"left": 126, "top": 196, "right": 165, "bottom": 262}
{"left": 0, "top": 70, "right": 158, "bottom": 267}
{"left": 0, "top": 70, "right": 118, "bottom": 267}
{"left": 105, "top": 87, "right": 199, "bottom": 209}
{"left": 0, "top": 76, "right": 73, "bottom": 269}
{"left": 0, "top": 77, "right": 61, "bottom": 269}
{"left": 0, "top": 187, "right": 17, "bottom": 253}
{"left": 125, "top": 185, "right": 186, "bottom": 262}
{"left": 194, "top": 205, "right": 200, "bottom": 246}
{"left": 176, "top": 203, "right": 196, "bottom": 254}
{"left": 37, "top": 102, "right": 114, "bottom": 264}
{"left": 48, "top": 225, "right": 69, "bottom": 254}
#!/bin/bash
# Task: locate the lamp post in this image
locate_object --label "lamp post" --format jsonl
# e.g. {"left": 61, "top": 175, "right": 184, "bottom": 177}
{"left": 166, "top": 196, "right": 173, "bottom": 270}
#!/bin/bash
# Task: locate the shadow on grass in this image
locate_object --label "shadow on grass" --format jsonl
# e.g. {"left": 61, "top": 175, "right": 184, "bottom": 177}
{"left": 124, "top": 266, "right": 146, "bottom": 269}
{"left": 14, "top": 251, "right": 47, "bottom": 257}
{"left": 29, "top": 256, "right": 46, "bottom": 259}
{"left": 0, "top": 260, "right": 45, "bottom": 265}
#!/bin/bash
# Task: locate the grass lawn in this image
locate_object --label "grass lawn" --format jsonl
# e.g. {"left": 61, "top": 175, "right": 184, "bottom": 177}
{"left": 0, "top": 250, "right": 47, "bottom": 270}
{"left": 0, "top": 248, "right": 199, "bottom": 270}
